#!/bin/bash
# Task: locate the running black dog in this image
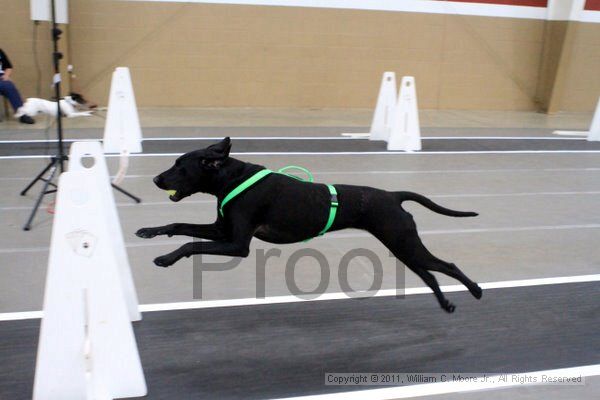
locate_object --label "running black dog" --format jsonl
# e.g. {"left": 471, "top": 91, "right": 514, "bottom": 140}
{"left": 136, "top": 137, "right": 483, "bottom": 312}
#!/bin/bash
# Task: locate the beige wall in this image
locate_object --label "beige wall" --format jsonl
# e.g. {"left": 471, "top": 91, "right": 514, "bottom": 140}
{"left": 0, "top": 0, "right": 56, "bottom": 102}
{"left": 68, "top": 1, "right": 547, "bottom": 110}
{"left": 535, "top": 20, "right": 568, "bottom": 111}
{"left": 549, "top": 21, "right": 600, "bottom": 112}
{"left": 2, "top": 0, "right": 599, "bottom": 112}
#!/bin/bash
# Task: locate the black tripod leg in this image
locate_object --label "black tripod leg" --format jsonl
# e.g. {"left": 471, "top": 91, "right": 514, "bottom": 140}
{"left": 111, "top": 183, "right": 142, "bottom": 203}
{"left": 23, "top": 162, "right": 59, "bottom": 231}
{"left": 20, "top": 160, "right": 54, "bottom": 196}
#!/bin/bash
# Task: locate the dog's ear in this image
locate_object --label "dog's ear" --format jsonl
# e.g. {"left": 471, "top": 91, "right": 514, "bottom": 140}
{"left": 201, "top": 137, "right": 231, "bottom": 169}
{"left": 206, "top": 137, "right": 232, "bottom": 159}
{"left": 200, "top": 158, "right": 224, "bottom": 170}
{"left": 69, "top": 92, "right": 86, "bottom": 105}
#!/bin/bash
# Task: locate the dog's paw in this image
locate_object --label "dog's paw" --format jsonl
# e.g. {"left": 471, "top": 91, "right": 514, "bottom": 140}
{"left": 153, "top": 254, "right": 177, "bottom": 268}
{"left": 471, "top": 285, "right": 483, "bottom": 300}
{"left": 442, "top": 300, "right": 456, "bottom": 313}
{"left": 136, "top": 227, "right": 161, "bottom": 239}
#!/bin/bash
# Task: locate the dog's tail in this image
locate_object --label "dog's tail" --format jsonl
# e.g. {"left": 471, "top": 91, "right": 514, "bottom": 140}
{"left": 394, "top": 191, "right": 478, "bottom": 217}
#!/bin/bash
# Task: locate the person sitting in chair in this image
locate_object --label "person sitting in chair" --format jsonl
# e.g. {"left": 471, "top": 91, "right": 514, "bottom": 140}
{"left": 0, "top": 48, "right": 35, "bottom": 124}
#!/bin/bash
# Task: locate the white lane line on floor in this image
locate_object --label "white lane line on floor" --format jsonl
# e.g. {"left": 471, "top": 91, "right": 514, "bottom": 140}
{"left": 0, "top": 199, "right": 214, "bottom": 211}
{"left": 1, "top": 224, "right": 599, "bottom": 255}
{"left": 1, "top": 274, "right": 599, "bottom": 321}
{"left": 0, "top": 155, "right": 52, "bottom": 160}
{"left": 0, "top": 137, "right": 351, "bottom": 144}
{"left": 316, "top": 167, "right": 600, "bottom": 175}
{"left": 0, "top": 311, "right": 42, "bottom": 321}
{"left": 0, "top": 136, "right": 587, "bottom": 144}
{"left": 432, "top": 191, "right": 600, "bottom": 198}
{"left": 326, "top": 224, "right": 600, "bottom": 239}
{"left": 3, "top": 150, "right": 600, "bottom": 160}
{"left": 553, "top": 131, "right": 589, "bottom": 136}
{"left": 138, "top": 274, "right": 600, "bottom": 313}
{"left": 3, "top": 167, "right": 600, "bottom": 181}
{"left": 239, "top": 150, "right": 600, "bottom": 156}
{"left": 274, "top": 364, "right": 600, "bottom": 400}
{"left": 3, "top": 190, "right": 600, "bottom": 211}
{"left": 0, "top": 239, "right": 187, "bottom": 255}
{"left": 397, "top": 136, "right": 587, "bottom": 141}
{"left": 341, "top": 133, "right": 371, "bottom": 138}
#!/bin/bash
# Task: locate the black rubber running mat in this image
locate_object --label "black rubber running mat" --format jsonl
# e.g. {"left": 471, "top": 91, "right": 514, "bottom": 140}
{"left": 1, "top": 282, "right": 599, "bottom": 399}
{"left": 2, "top": 138, "right": 600, "bottom": 157}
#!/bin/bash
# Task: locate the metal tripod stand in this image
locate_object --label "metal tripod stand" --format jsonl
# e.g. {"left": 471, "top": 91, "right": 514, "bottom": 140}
{"left": 20, "top": 0, "right": 140, "bottom": 231}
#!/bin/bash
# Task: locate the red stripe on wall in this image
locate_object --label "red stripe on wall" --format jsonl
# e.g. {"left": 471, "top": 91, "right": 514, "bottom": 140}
{"left": 441, "top": 0, "right": 548, "bottom": 7}
{"left": 585, "top": 0, "right": 600, "bottom": 11}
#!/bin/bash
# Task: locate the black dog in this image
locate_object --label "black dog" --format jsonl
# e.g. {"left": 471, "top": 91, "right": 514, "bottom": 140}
{"left": 137, "top": 137, "right": 482, "bottom": 312}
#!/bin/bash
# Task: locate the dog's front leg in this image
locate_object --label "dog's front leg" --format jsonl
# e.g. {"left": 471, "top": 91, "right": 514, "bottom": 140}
{"left": 153, "top": 241, "right": 250, "bottom": 267}
{"left": 136, "top": 223, "right": 224, "bottom": 240}
{"left": 153, "top": 213, "right": 255, "bottom": 267}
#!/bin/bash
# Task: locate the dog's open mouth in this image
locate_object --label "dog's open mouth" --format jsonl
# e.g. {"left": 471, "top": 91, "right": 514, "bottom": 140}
{"left": 166, "top": 190, "right": 183, "bottom": 202}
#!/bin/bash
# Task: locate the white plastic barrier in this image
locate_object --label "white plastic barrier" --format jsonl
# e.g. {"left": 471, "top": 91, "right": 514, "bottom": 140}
{"left": 588, "top": 96, "right": 600, "bottom": 141}
{"left": 553, "top": 96, "right": 600, "bottom": 141}
{"left": 369, "top": 72, "right": 397, "bottom": 141}
{"left": 70, "top": 141, "right": 142, "bottom": 320}
{"left": 33, "top": 141, "right": 146, "bottom": 400}
{"left": 103, "top": 67, "right": 142, "bottom": 154}
{"left": 387, "top": 76, "right": 422, "bottom": 151}
{"left": 103, "top": 67, "right": 143, "bottom": 185}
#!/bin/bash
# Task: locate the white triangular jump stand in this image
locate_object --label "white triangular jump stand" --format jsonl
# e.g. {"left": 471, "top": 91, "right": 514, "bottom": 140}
{"left": 369, "top": 72, "right": 397, "bottom": 141}
{"left": 387, "top": 76, "right": 422, "bottom": 151}
{"left": 553, "top": 96, "right": 600, "bottom": 141}
{"left": 103, "top": 67, "right": 143, "bottom": 187}
{"left": 591, "top": 99, "right": 600, "bottom": 141}
{"left": 33, "top": 141, "right": 146, "bottom": 400}
{"left": 103, "top": 67, "right": 142, "bottom": 154}
{"left": 69, "top": 141, "right": 142, "bottom": 321}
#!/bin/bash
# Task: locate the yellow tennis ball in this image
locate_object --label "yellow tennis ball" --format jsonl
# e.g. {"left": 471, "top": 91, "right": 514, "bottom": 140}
{"left": 166, "top": 190, "right": 177, "bottom": 196}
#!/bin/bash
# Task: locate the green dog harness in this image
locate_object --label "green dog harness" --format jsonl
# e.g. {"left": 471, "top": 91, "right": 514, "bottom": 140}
{"left": 219, "top": 169, "right": 273, "bottom": 217}
{"left": 319, "top": 184, "right": 338, "bottom": 236}
{"left": 218, "top": 167, "right": 338, "bottom": 238}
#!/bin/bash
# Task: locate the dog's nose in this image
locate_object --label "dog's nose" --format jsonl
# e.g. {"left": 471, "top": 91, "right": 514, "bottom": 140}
{"left": 153, "top": 176, "right": 162, "bottom": 187}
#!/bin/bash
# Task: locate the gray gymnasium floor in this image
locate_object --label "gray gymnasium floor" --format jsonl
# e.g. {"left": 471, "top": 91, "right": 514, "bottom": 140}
{"left": 0, "top": 110, "right": 599, "bottom": 399}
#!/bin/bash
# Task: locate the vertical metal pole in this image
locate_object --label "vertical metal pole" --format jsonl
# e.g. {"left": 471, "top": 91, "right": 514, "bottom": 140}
{"left": 51, "top": 0, "right": 65, "bottom": 172}
{"left": 20, "top": 1, "right": 70, "bottom": 231}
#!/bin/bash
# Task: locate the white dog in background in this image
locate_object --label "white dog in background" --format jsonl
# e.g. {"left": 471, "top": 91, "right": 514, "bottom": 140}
{"left": 15, "top": 96, "right": 93, "bottom": 119}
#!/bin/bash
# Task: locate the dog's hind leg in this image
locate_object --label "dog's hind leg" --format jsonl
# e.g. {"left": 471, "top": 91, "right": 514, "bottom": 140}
{"left": 410, "top": 266, "right": 456, "bottom": 313}
{"left": 397, "top": 232, "right": 483, "bottom": 300}
{"left": 424, "top": 256, "right": 482, "bottom": 300}
{"left": 366, "top": 215, "right": 452, "bottom": 312}
{"left": 366, "top": 209, "right": 479, "bottom": 312}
